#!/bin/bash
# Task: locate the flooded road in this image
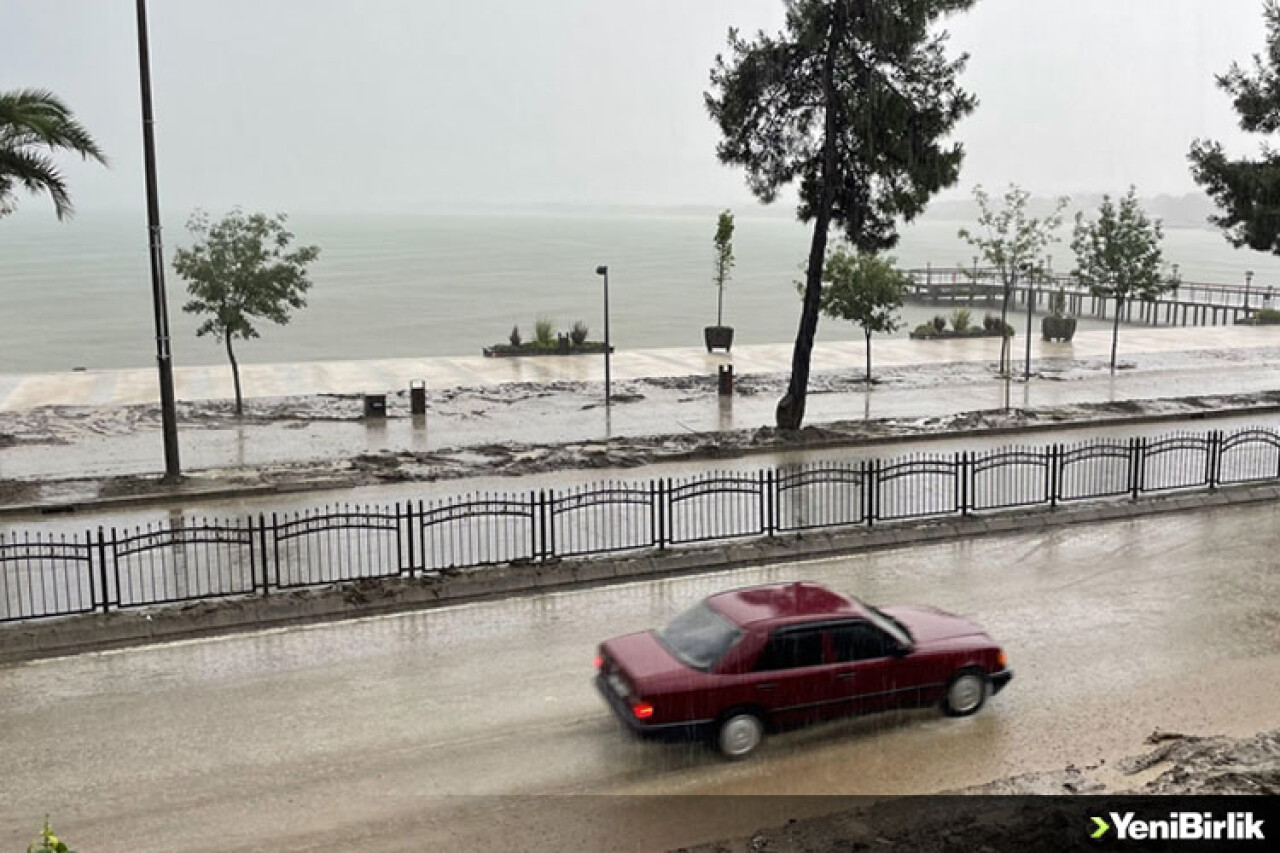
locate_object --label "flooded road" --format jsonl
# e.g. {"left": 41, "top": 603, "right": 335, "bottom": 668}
{"left": 2, "top": 503, "right": 1279, "bottom": 852}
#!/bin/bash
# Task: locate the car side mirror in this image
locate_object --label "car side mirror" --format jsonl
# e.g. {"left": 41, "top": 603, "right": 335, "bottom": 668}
{"left": 892, "top": 641, "right": 912, "bottom": 657}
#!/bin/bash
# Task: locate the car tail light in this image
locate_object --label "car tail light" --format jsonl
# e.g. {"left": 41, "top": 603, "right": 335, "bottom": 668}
{"left": 631, "top": 701, "right": 655, "bottom": 720}
{"left": 593, "top": 654, "right": 603, "bottom": 670}
{"left": 996, "top": 649, "right": 1008, "bottom": 669}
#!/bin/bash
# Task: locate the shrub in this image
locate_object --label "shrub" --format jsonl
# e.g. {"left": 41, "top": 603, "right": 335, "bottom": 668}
{"left": 509, "top": 325, "right": 522, "bottom": 347}
{"left": 1050, "top": 287, "right": 1068, "bottom": 317}
{"left": 950, "top": 308, "right": 972, "bottom": 333}
{"left": 569, "top": 320, "right": 589, "bottom": 346}
{"left": 28, "top": 818, "right": 74, "bottom": 853}
{"left": 913, "top": 323, "right": 937, "bottom": 337}
{"left": 932, "top": 314, "right": 947, "bottom": 332}
{"left": 982, "top": 313, "right": 1001, "bottom": 332}
{"left": 1256, "top": 308, "right": 1280, "bottom": 324}
{"left": 534, "top": 317, "right": 555, "bottom": 347}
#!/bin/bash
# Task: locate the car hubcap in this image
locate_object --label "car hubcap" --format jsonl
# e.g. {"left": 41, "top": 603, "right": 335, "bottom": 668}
{"left": 950, "top": 675, "right": 984, "bottom": 712}
{"left": 721, "top": 716, "right": 761, "bottom": 756}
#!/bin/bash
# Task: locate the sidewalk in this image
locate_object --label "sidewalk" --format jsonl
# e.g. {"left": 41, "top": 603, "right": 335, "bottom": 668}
{"left": 2, "top": 325, "right": 1277, "bottom": 411}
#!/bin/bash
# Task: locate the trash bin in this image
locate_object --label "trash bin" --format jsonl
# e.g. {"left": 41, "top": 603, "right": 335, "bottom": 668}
{"left": 409, "top": 380, "right": 426, "bottom": 415}
{"left": 718, "top": 364, "right": 734, "bottom": 396}
{"left": 363, "top": 394, "right": 387, "bottom": 418}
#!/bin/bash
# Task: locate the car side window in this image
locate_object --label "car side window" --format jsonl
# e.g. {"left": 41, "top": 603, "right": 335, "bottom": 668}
{"left": 830, "top": 622, "right": 892, "bottom": 662}
{"left": 753, "top": 628, "right": 825, "bottom": 671}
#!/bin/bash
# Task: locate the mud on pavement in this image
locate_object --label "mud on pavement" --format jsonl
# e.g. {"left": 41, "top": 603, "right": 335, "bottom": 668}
{"left": 676, "top": 730, "right": 1280, "bottom": 853}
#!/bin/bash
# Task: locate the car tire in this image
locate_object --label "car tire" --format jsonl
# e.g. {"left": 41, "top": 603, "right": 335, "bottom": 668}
{"left": 942, "top": 668, "right": 987, "bottom": 717}
{"left": 715, "top": 710, "right": 765, "bottom": 759}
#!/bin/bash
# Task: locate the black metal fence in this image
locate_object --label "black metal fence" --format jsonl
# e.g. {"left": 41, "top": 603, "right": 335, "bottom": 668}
{"left": 4, "top": 426, "right": 1279, "bottom": 623}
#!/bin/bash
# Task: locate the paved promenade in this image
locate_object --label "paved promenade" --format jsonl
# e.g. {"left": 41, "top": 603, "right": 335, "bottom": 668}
{"left": 1, "top": 326, "right": 1277, "bottom": 412}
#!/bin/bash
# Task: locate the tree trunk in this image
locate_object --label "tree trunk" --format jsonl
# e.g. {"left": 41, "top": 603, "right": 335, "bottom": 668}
{"left": 776, "top": 9, "right": 842, "bottom": 431}
{"left": 716, "top": 265, "right": 725, "bottom": 327}
{"left": 226, "top": 334, "right": 243, "bottom": 416}
{"left": 998, "top": 273, "right": 1012, "bottom": 376}
{"left": 1110, "top": 296, "right": 1123, "bottom": 373}
{"left": 864, "top": 327, "right": 873, "bottom": 384}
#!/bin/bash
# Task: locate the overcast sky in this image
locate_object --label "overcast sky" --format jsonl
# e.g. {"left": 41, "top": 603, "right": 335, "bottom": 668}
{"left": 1, "top": 0, "right": 1271, "bottom": 215}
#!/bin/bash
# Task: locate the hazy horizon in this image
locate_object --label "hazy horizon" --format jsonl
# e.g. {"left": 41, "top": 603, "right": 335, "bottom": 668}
{"left": 2, "top": 0, "right": 1274, "bottom": 219}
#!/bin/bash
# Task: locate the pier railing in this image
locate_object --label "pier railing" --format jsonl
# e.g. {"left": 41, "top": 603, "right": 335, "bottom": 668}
{"left": 4, "top": 426, "right": 1278, "bottom": 623}
{"left": 904, "top": 266, "right": 1275, "bottom": 327}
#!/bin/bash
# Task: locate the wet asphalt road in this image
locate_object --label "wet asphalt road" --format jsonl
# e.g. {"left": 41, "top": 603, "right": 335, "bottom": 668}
{"left": 2, "top": 503, "right": 1279, "bottom": 852}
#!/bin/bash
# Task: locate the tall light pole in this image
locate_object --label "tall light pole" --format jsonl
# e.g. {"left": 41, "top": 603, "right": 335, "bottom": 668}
{"left": 136, "top": 0, "right": 181, "bottom": 480}
{"left": 1245, "top": 270, "right": 1254, "bottom": 311}
{"left": 595, "top": 265, "right": 611, "bottom": 406}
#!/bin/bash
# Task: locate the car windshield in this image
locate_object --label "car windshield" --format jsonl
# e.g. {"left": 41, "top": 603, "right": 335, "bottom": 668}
{"left": 862, "top": 602, "right": 913, "bottom": 648}
{"left": 655, "top": 602, "right": 741, "bottom": 671}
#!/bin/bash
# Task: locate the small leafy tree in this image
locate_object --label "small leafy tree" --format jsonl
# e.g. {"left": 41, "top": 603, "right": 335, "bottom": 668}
{"left": 712, "top": 209, "right": 735, "bottom": 327}
{"left": 1189, "top": 0, "right": 1280, "bottom": 256}
{"left": 28, "top": 817, "right": 74, "bottom": 853}
{"left": 958, "top": 185, "right": 1067, "bottom": 375}
{"left": 0, "top": 88, "right": 107, "bottom": 220}
{"left": 706, "top": 0, "right": 977, "bottom": 430}
{"left": 1071, "top": 188, "right": 1170, "bottom": 372}
{"left": 815, "top": 248, "right": 906, "bottom": 383}
{"left": 173, "top": 209, "right": 319, "bottom": 415}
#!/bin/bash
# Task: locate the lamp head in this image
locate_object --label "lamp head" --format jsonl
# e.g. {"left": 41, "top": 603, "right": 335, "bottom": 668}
{"left": 596, "top": 265, "right": 608, "bottom": 276}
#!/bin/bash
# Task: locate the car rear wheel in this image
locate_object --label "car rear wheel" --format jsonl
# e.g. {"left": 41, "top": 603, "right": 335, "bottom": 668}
{"left": 716, "top": 711, "right": 764, "bottom": 759}
{"left": 942, "top": 669, "right": 987, "bottom": 716}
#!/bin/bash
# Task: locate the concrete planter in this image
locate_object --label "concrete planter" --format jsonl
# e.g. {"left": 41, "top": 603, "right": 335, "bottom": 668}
{"left": 1041, "top": 316, "right": 1078, "bottom": 342}
{"left": 704, "top": 325, "right": 735, "bottom": 353}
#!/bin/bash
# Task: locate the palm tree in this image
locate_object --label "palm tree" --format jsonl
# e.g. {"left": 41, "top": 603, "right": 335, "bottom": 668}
{"left": 0, "top": 88, "right": 107, "bottom": 220}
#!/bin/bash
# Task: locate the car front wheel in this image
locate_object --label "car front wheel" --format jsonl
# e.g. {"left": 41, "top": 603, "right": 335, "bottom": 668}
{"left": 942, "top": 669, "right": 987, "bottom": 716}
{"left": 716, "top": 711, "right": 765, "bottom": 759}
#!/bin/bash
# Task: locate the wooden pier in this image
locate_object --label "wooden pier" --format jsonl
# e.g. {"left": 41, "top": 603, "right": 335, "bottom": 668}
{"left": 905, "top": 266, "right": 1274, "bottom": 328}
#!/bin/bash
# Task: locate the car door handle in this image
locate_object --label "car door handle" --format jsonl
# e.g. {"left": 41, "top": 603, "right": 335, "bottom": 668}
{"left": 756, "top": 682, "right": 778, "bottom": 691}
{"left": 837, "top": 672, "right": 857, "bottom": 681}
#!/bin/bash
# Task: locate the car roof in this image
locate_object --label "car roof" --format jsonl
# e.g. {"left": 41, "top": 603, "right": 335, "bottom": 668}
{"left": 707, "top": 582, "right": 865, "bottom": 628}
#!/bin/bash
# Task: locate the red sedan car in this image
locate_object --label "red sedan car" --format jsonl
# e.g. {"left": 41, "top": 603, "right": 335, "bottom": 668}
{"left": 595, "top": 582, "right": 1012, "bottom": 758}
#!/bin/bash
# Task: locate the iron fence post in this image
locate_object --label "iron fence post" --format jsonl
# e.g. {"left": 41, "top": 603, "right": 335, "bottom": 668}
{"left": 958, "top": 452, "right": 969, "bottom": 517}
{"left": 96, "top": 526, "right": 110, "bottom": 613}
{"left": 1208, "top": 431, "right": 1221, "bottom": 489}
{"left": 403, "top": 503, "right": 415, "bottom": 577}
{"left": 867, "top": 460, "right": 878, "bottom": 527}
{"left": 271, "top": 512, "right": 281, "bottom": 588}
{"left": 649, "top": 481, "right": 658, "bottom": 549}
{"left": 1130, "top": 438, "right": 1142, "bottom": 499}
{"left": 1049, "top": 445, "right": 1060, "bottom": 508}
{"left": 257, "top": 513, "right": 269, "bottom": 594}
{"left": 539, "top": 490, "right": 551, "bottom": 561}
{"left": 109, "top": 527, "right": 121, "bottom": 610}
{"left": 660, "top": 479, "right": 670, "bottom": 548}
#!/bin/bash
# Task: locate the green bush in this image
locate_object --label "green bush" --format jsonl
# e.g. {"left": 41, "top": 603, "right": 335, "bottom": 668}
{"left": 534, "top": 317, "right": 555, "bottom": 347}
{"left": 508, "top": 325, "right": 522, "bottom": 347}
{"left": 28, "top": 819, "right": 74, "bottom": 853}
{"left": 569, "top": 320, "right": 589, "bottom": 346}
{"left": 1256, "top": 308, "right": 1280, "bottom": 324}
{"left": 932, "top": 314, "right": 947, "bottom": 332}
{"left": 950, "top": 308, "right": 972, "bottom": 333}
{"left": 913, "top": 323, "right": 937, "bottom": 337}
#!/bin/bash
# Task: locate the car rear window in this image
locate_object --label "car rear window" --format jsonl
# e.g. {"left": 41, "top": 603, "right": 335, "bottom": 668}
{"left": 656, "top": 602, "right": 741, "bottom": 671}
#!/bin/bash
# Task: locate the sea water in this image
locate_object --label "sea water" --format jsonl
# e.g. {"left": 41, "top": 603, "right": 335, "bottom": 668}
{"left": 0, "top": 210, "right": 1273, "bottom": 374}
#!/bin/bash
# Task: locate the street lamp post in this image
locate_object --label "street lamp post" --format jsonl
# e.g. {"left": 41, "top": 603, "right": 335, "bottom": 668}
{"left": 596, "top": 265, "right": 611, "bottom": 406}
{"left": 1245, "top": 270, "right": 1254, "bottom": 311}
{"left": 136, "top": 0, "right": 181, "bottom": 480}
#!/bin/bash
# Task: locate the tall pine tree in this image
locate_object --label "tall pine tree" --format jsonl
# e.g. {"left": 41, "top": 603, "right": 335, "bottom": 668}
{"left": 1189, "top": 0, "right": 1280, "bottom": 255}
{"left": 706, "top": 0, "right": 976, "bottom": 429}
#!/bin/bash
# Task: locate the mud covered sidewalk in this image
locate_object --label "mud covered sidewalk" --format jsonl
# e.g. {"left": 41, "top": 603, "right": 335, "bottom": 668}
{"left": 2, "top": 348, "right": 1280, "bottom": 511}
{"left": 680, "top": 730, "right": 1280, "bottom": 853}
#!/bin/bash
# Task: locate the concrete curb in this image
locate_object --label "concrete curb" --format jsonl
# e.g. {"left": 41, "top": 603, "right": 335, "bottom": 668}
{"left": 4, "top": 401, "right": 1280, "bottom": 520}
{"left": 2, "top": 482, "right": 1276, "bottom": 665}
